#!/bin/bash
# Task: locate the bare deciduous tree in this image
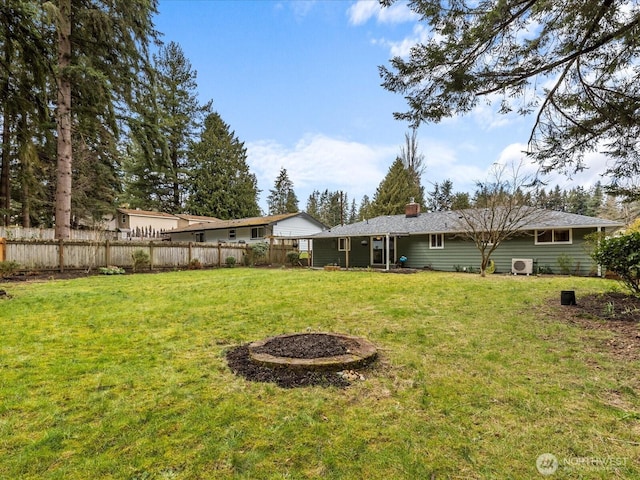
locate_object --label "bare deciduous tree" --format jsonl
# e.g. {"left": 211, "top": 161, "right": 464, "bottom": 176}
{"left": 455, "top": 161, "right": 546, "bottom": 277}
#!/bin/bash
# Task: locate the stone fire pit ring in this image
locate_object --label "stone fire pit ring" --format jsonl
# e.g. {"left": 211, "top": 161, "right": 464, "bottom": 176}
{"left": 248, "top": 332, "right": 377, "bottom": 372}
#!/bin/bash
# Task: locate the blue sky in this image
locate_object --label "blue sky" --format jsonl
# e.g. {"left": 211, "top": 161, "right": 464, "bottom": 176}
{"left": 154, "top": 0, "right": 606, "bottom": 212}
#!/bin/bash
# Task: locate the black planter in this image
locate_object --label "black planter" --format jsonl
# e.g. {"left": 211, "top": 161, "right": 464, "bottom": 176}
{"left": 561, "top": 290, "right": 577, "bottom": 306}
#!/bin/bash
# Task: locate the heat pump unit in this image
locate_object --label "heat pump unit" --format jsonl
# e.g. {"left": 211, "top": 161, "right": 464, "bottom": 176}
{"left": 512, "top": 258, "right": 533, "bottom": 275}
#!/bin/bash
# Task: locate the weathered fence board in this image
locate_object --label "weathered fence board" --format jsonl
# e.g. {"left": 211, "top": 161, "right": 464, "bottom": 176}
{"left": 0, "top": 239, "right": 272, "bottom": 272}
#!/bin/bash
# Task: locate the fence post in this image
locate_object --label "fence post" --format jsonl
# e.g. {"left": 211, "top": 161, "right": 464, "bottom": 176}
{"left": 217, "top": 243, "right": 221, "bottom": 268}
{"left": 0, "top": 237, "right": 5, "bottom": 262}
{"left": 149, "top": 241, "right": 154, "bottom": 271}
{"left": 58, "top": 238, "right": 65, "bottom": 272}
{"left": 188, "top": 242, "right": 193, "bottom": 264}
{"left": 105, "top": 239, "right": 111, "bottom": 267}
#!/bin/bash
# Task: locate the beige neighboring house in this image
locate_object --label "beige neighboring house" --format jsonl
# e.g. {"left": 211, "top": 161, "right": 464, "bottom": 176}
{"left": 116, "top": 209, "right": 219, "bottom": 239}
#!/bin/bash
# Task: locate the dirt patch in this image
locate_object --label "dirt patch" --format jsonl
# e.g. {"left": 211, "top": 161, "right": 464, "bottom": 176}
{"left": 226, "top": 344, "right": 353, "bottom": 389}
{"left": 553, "top": 292, "right": 640, "bottom": 361}
{"left": 252, "top": 333, "right": 349, "bottom": 358}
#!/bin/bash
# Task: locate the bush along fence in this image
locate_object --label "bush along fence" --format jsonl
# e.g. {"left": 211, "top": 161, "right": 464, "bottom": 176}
{"left": 0, "top": 238, "right": 300, "bottom": 273}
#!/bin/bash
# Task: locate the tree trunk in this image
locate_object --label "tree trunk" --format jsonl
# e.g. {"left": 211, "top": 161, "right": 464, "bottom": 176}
{"left": 54, "top": 0, "right": 72, "bottom": 239}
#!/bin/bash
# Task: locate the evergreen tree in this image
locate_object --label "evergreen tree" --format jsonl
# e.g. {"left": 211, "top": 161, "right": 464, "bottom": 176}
{"left": 370, "top": 157, "right": 420, "bottom": 216}
{"left": 348, "top": 198, "right": 358, "bottom": 224}
{"left": 266, "top": 167, "right": 298, "bottom": 215}
{"left": 0, "top": 2, "right": 51, "bottom": 226}
{"left": 305, "top": 190, "right": 320, "bottom": 220}
{"left": 48, "top": 0, "right": 158, "bottom": 238}
{"left": 186, "top": 112, "right": 260, "bottom": 219}
{"left": 358, "top": 194, "right": 374, "bottom": 221}
{"left": 124, "top": 41, "right": 211, "bottom": 212}
{"left": 304, "top": 189, "right": 347, "bottom": 226}
{"left": 426, "top": 179, "right": 455, "bottom": 211}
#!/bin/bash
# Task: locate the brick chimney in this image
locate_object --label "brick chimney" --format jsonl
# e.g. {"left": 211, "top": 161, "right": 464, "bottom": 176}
{"left": 405, "top": 198, "right": 420, "bottom": 218}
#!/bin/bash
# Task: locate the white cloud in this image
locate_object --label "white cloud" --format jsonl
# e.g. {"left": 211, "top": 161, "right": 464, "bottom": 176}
{"left": 493, "top": 142, "right": 611, "bottom": 191}
{"left": 373, "top": 24, "right": 430, "bottom": 57}
{"left": 247, "top": 134, "right": 396, "bottom": 209}
{"left": 348, "top": 0, "right": 416, "bottom": 26}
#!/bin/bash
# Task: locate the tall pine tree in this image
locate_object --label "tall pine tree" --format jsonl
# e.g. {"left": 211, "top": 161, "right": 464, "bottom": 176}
{"left": 47, "top": 0, "right": 158, "bottom": 238}
{"left": 124, "top": 41, "right": 211, "bottom": 212}
{"left": 370, "top": 157, "right": 421, "bottom": 216}
{"left": 266, "top": 167, "right": 298, "bottom": 215}
{"left": 186, "top": 112, "right": 260, "bottom": 219}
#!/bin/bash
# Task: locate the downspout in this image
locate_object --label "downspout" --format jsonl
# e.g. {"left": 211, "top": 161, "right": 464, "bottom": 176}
{"left": 385, "top": 233, "right": 390, "bottom": 271}
{"left": 345, "top": 237, "right": 350, "bottom": 270}
{"left": 597, "top": 226, "right": 602, "bottom": 277}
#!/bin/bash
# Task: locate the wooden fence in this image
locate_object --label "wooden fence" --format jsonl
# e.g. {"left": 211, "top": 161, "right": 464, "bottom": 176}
{"left": 0, "top": 226, "right": 122, "bottom": 241}
{"left": 0, "top": 238, "right": 300, "bottom": 272}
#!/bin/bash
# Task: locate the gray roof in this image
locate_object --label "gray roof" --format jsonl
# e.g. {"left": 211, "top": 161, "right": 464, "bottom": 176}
{"left": 310, "top": 208, "right": 623, "bottom": 238}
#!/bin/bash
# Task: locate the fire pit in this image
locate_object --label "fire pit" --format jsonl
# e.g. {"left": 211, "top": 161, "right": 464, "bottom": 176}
{"left": 226, "top": 332, "right": 378, "bottom": 388}
{"left": 248, "top": 332, "right": 377, "bottom": 371}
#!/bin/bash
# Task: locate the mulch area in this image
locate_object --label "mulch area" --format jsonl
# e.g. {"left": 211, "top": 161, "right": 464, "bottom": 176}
{"left": 226, "top": 344, "right": 352, "bottom": 389}
{"left": 552, "top": 292, "right": 640, "bottom": 361}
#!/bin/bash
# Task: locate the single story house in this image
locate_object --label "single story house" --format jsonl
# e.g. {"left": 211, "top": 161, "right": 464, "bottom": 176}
{"left": 166, "top": 212, "right": 327, "bottom": 251}
{"left": 308, "top": 202, "right": 623, "bottom": 276}
{"left": 116, "top": 209, "right": 219, "bottom": 239}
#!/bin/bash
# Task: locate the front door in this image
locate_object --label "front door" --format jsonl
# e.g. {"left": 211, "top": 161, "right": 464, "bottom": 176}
{"left": 371, "top": 236, "right": 395, "bottom": 266}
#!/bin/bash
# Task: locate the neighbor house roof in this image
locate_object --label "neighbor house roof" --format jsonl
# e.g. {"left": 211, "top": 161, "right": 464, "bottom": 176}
{"left": 167, "top": 212, "right": 325, "bottom": 234}
{"left": 117, "top": 208, "right": 178, "bottom": 219}
{"left": 310, "top": 209, "right": 623, "bottom": 238}
{"left": 174, "top": 213, "right": 220, "bottom": 223}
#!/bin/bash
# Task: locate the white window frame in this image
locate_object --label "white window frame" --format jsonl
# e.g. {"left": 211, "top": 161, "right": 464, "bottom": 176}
{"left": 228, "top": 229, "right": 236, "bottom": 240}
{"left": 338, "top": 237, "right": 350, "bottom": 251}
{"left": 251, "top": 226, "right": 265, "bottom": 239}
{"left": 534, "top": 228, "right": 573, "bottom": 245}
{"left": 429, "top": 233, "right": 444, "bottom": 249}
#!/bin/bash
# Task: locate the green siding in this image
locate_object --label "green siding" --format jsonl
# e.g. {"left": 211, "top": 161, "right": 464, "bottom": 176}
{"left": 312, "top": 237, "right": 371, "bottom": 268}
{"left": 315, "top": 228, "right": 601, "bottom": 275}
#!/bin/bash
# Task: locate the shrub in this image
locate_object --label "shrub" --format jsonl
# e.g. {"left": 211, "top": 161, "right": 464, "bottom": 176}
{"left": 131, "top": 249, "right": 150, "bottom": 272}
{"left": 225, "top": 256, "right": 236, "bottom": 268}
{"left": 99, "top": 266, "right": 125, "bottom": 275}
{"left": 0, "top": 260, "right": 20, "bottom": 278}
{"left": 286, "top": 251, "right": 300, "bottom": 266}
{"left": 248, "top": 242, "right": 269, "bottom": 265}
{"left": 188, "top": 258, "right": 202, "bottom": 270}
{"left": 591, "top": 231, "right": 640, "bottom": 295}
{"left": 557, "top": 253, "right": 574, "bottom": 275}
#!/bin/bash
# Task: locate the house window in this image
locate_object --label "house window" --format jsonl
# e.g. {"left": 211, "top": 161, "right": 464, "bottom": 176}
{"left": 251, "top": 226, "right": 265, "bottom": 239}
{"left": 121, "top": 214, "right": 126, "bottom": 224}
{"left": 228, "top": 229, "right": 236, "bottom": 240}
{"left": 338, "top": 237, "right": 350, "bottom": 251}
{"left": 195, "top": 232, "right": 204, "bottom": 242}
{"left": 535, "top": 229, "right": 572, "bottom": 245}
{"left": 430, "top": 233, "right": 444, "bottom": 249}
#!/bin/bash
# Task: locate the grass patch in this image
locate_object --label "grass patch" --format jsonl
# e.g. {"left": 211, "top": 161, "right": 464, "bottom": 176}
{"left": 1, "top": 270, "right": 639, "bottom": 478}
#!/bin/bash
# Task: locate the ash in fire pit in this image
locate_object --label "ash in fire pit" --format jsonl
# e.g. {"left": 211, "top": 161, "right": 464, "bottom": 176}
{"left": 226, "top": 332, "right": 377, "bottom": 388}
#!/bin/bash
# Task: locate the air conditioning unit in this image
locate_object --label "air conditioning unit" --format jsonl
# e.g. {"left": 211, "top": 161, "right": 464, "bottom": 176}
{"left": 512, "top": 258, "right": 533, "bottom": 275}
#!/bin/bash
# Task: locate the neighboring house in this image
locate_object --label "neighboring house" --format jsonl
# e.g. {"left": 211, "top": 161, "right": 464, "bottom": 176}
{"left": 116, "top": 208, "right": 179, "bottom": 237}
{"left": 309, "top": 203, "right": 623, "bottom": 276}
{"left": 116, "top": 209, "right": 221, "bottom": 239}
{"left": 166, "top": 212, "right": 327, "bottom": 250}
{"left": 174, "top": 213, "right": 220, "bottom": 229}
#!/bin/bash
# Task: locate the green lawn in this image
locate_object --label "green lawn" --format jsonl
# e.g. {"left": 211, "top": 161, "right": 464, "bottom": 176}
{"left": 1, "top": 269, "right": 638, "bottom": 479}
